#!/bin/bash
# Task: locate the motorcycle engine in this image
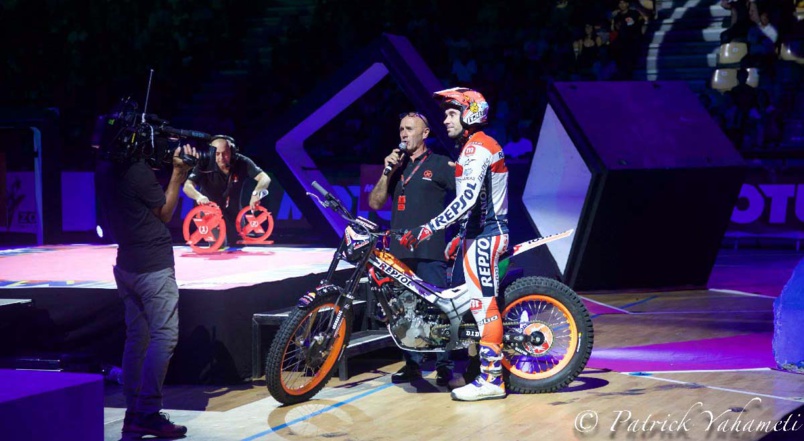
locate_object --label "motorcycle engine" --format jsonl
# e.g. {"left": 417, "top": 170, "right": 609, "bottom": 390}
{"left": 387, "top": 287, "right": 450, "bottom": 349}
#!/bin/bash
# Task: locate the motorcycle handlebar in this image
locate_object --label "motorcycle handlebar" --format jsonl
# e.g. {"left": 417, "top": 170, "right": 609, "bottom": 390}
{"left": 309, "top": 181, "right": 354, "bottom": 222}
{"left": 387, "top": 229, "right": 406, "bottom": 239}
{"left": 308, "top": 182, "right": 406, "bottom": 243}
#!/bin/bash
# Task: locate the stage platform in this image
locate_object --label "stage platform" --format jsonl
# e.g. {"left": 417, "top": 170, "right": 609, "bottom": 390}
{"left": 0, "top": 244, "right": 351, "bottom": 384}
{"left": 0, "top": 244, "right": 347, "bottom": 290}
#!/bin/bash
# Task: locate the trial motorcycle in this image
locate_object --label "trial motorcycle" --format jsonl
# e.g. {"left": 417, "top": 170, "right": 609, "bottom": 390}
{"left": 265, "top": 182, "right": 594, "bottom": 404}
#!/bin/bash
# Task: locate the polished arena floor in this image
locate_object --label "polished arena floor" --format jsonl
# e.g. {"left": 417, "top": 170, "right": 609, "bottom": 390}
{"left": 103, "top": 248, "right": 804, "bottom": 441}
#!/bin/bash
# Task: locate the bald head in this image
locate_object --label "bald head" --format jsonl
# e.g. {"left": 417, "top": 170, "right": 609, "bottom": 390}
{"left": 399, "top": 114, "right": 430, "bottom": 155}
{"left": 211, "top": 138, "right": 233, "bottom": 171}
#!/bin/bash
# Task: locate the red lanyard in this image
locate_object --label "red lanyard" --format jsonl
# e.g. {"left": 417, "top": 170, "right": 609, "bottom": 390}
{"left": 400, "top": 151, "right": 431, "bottom": 195}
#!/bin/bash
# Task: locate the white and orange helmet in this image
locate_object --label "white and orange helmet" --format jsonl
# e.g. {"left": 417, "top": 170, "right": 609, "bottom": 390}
{"left": 433, "top": 87, "right": 490, "bottom": 128}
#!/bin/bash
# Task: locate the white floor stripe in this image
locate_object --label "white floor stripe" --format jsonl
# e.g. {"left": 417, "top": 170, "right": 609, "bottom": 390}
{"left": 620, "top": 372, "right": 804, "bottom": 403}
{"left": 625, "top": 367, "right": 772, "bottom": 374}
{"left": 625, "top": 310, "right": 772, "bottom": 315}
{"left": 580, "top": 296, "right": 631, "bottom": 314}
{"left": 709, "top": 288, "right": 778, "bottom": 299}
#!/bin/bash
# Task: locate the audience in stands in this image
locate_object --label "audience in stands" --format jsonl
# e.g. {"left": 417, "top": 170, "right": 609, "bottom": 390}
{"left": 746, "top": 9, "right": 779, "bottom": 71}
{"left": 712, "top": 0, "right": 803, "bottom": 152}
{"left": 725, "top": 68, "right": 765, "bottom": 149}
{"left": 721, "top": 0, "right": 753, "bottom": 44}
{"left": 573, "top": 23, "right": 604, "bottom": 79}
{"left": 610, "top": 0, "right": 647, "bottom": 79}
{"left": 4, "top": 0, "right": 802, "bottom": 166}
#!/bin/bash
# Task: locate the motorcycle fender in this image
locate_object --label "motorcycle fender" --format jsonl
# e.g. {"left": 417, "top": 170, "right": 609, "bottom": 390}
{"left": 296, "top": 284, "right": 340, "bottom": 309}
{"left": 296, "top": 291, "right": 317, "bottom": 309}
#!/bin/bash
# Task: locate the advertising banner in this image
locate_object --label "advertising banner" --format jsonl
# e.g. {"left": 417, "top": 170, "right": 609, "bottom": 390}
{"left": 1, "top": 172, "right": 38, "bottom": 234}
{"left": 729, "top": 166, "right": 804, "bottom": 236}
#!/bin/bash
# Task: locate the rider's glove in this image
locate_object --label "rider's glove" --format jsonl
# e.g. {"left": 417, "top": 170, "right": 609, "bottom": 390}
{"left": 400, "top": 224, "right": 433, "bottom": 250}
{"left": 444, "top": 235, "right": 461, "bottom": 261}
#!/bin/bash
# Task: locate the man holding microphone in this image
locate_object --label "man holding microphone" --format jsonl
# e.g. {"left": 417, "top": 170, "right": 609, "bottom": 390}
{"left": 368, "top": 111, "right": 456, "bottom": 386}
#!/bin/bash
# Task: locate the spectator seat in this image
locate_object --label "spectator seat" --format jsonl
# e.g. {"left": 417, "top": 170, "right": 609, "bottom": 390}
{"left": 711, "top": 68, "right": 740, "bottom": 92}
{"left": 780, "top": 42, "right": 804, "bottom": 64}
{"left": 718, "top": 42, "right": 748, "bottom": 65}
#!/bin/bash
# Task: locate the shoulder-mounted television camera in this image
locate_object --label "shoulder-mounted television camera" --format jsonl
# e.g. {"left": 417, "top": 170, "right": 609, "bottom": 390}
{"left": 91, "top": 96, "right": 212, "bottom": 169}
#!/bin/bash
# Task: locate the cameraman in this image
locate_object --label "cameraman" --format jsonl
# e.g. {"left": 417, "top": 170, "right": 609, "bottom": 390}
{"left": 182, "top": 135, "right": 271, "bottom": 247}
{"left": 96, "top": 145, "right": 197, "bottom": 438}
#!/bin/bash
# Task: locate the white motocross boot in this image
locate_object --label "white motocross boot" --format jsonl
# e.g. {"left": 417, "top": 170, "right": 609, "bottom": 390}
{"left": 450, "top": 342, "right": 506, "bottom": 401}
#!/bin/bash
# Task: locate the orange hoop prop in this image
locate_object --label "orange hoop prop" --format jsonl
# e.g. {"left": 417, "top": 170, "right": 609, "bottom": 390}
{"left": 235, "top": 204, "right": 274, "bottom": 244}
{"left": 182, "top": 203, "right": 226, "bottom": 253}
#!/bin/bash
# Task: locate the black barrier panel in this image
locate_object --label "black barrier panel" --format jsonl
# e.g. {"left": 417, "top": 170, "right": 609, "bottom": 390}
{"left": 525, "top": 81, "right": 747, "bottom": 292}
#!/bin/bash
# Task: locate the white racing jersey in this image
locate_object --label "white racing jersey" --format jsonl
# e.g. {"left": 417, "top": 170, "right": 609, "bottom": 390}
{"left": 427, "top": 131, "right": 509, "bottom": 238}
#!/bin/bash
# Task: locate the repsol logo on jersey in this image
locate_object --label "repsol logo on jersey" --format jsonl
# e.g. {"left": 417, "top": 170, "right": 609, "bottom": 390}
{"left": 434, "top": 182, "right": 478, "bottom": 228}
{"left": 477, "top": 237, "right": 494, "bottom": 287}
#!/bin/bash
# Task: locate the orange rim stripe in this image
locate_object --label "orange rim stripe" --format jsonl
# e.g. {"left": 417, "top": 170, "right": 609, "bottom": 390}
{"left": 501, "top": 295, "right": 579, "bottom": 380}
{"left": 281, "top": 303, "right": 347, "bottom": 395}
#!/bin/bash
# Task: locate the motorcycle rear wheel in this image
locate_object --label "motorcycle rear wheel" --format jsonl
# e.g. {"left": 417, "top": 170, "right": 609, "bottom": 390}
{"left": 501, "top": 276, "right": 593, "bottom": 394}
{"left": 265, "top": 295, "right": 353, "bottom": 404}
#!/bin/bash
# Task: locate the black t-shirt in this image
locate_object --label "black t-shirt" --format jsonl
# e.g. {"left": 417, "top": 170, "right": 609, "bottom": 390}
{"left": 613, "top": 9, "right": 643, "bottom": 42}
{"left": 96, "top": 160, "right": 174, "bottom": 273}
{"left": 187, "top": 154, "right": 264, "bottom": 214}
{"left": 388, "top": 150, "right": 455, "bottom": 261}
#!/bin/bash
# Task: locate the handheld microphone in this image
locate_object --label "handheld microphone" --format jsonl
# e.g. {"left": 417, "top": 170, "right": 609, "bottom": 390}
{"left": 383, "top": 142, "right": 408, "bottom": 176}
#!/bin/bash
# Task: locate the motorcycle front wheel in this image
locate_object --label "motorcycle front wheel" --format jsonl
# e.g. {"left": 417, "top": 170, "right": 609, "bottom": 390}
{"left": 501, "top": 276, "right": 594, "bottom": 394}
{"left": 265, "top": 295, "right": 353, "bottom": 404}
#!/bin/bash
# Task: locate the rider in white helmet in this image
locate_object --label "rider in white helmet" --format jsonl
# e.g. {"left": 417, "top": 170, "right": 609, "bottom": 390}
{"left": 401, "top": 87, "right": 509, "bottom": 401}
